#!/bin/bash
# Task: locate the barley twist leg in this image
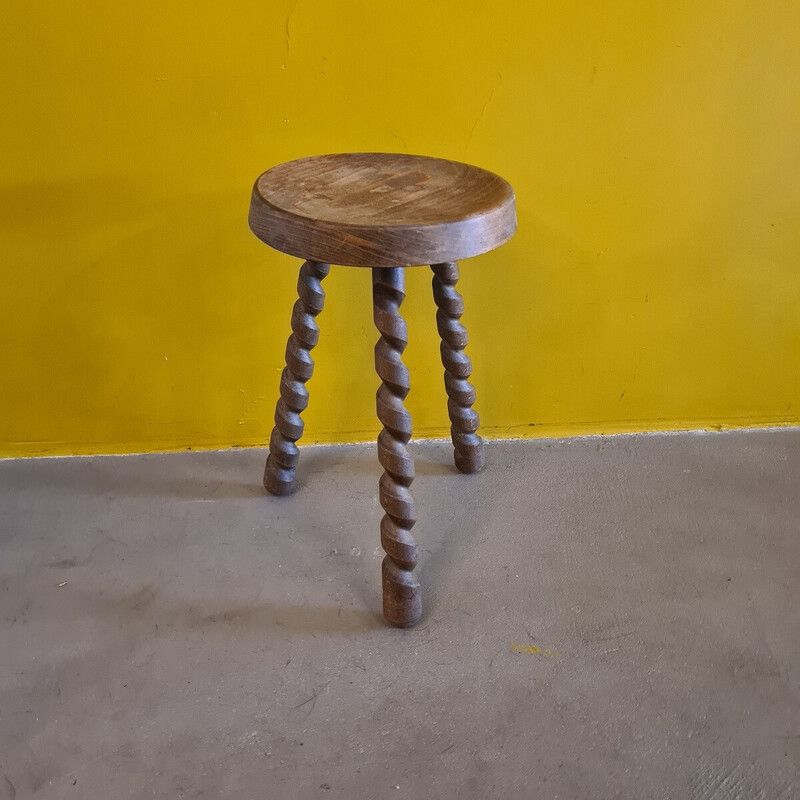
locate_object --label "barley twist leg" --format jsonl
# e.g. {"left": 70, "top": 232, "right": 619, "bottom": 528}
{"left": 372, "top": 267, "right": 421, "bottom": 627}
{"left": 431, "top": 261, "right": 485, "bottom": 473}
{"left": 263, "top": 260, "right": 330, "bottom": 495}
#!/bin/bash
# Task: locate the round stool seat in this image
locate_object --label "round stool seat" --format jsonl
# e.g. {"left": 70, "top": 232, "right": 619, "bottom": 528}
{"left": 248, "top": 152, "right": 517, "bottom": 267}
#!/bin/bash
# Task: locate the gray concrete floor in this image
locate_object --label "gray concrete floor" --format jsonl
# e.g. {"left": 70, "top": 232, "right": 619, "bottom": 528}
{"left": 1, "top": 430, "right": 799, "bottom": 799}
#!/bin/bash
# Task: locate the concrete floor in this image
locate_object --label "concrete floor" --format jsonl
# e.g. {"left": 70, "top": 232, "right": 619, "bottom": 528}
{"left": 1, "top": 430, "right": 798, "bottom": 799}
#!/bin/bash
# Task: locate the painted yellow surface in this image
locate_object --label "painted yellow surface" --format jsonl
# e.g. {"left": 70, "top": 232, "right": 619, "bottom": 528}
{"left": 510, "top": 644, "right": 559, "bottom": 657}
{"left": 2, "top": 1, "right": 799, "bottom": 457}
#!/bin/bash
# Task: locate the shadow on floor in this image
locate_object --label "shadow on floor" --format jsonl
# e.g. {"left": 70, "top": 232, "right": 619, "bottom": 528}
{"left": 0, "top": 446, "right": 458, "bottom": 501}
{"left": 93, "top": 584, "right": 385, "bottom": 638}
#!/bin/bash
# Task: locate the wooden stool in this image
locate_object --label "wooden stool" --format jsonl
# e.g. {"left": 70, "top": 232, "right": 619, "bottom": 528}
{"left": 248, "top": 153, "right": 516, "bottom": 627}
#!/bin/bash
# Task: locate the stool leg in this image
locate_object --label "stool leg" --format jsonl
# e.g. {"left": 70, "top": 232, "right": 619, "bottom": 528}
{"left": 431, "top": 261, "right": 485, "bottom": 473}
{"left": 372, "top": 267, "right": 421, "bottom": 627}
{"left": 263, "top": 260, "right": 330, "bottom": 495}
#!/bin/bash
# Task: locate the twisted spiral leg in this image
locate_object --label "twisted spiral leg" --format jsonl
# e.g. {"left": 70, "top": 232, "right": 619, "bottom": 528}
{"left": 372, "top": 267, "right": 421, "bottom": 627}
{"left": 263, "top": 260, "right": 330, "bottom": 496}
{"left": 431, "top": 262, "right": 485, "bottom": 474}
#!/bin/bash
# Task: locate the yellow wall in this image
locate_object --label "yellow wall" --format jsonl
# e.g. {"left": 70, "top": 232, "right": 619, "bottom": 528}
{"left": 2, "top": 1, "right": 799, "bottom": 457}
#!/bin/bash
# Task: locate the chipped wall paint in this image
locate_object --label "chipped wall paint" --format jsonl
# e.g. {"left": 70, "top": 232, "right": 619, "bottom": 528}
{"left": 1, "top": 1, "right": 799, "bottom": 456}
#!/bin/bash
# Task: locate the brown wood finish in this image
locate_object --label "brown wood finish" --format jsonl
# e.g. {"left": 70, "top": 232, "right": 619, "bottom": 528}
{"left": 263, "top": 260, "right": 329, "bottom": 496}
{"left": 372, "top": 267, "right": 421, "bottom": 627}
{"left": 249, "top": 153, "right": 517, "bottom": 267}
{"left": 431, "top": 262, "right": 485, "bottom": 473}
{"left": 251, "top": 153, "right": 517, "bottom": 628}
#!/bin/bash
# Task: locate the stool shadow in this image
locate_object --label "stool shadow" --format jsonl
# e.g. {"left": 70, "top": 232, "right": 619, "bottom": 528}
{"left": 96, "top": 585, "right": 384, "bottom": 639}
{"left": 0, "top": 452, "right": 270, "bottom": 501}
{"left": 299, "top": 448, "right": 456, "bottom": 480}
{"left": 2, "top": 445, "right": 459, "bottom": 503}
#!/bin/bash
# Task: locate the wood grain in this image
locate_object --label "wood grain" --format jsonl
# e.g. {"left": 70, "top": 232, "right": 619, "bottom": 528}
{"left": 372, "top": 267, "right": 421, "bottom": 627}
{"left": 263, "top": 260, "right": 329, "bottom": 496}
{"left": 251, "top": 153, "right": 517, "bottom": 628}
{"left": 249, "top": 153, "right": 516, "bottom": 267}
{"left": 431, "top": 262, "right": 485, "bottom": 473}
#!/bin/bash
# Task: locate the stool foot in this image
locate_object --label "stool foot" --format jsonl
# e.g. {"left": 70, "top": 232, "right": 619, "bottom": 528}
{"left": 263, "top": 260, "right": 330, "bottom": 495}
{"left": 431, "top": 262, "right": 485, "bottom": 474}
{"left": 382, "top": 556, "right": 422, "bottom": 628}
{"left": 373, "top": 267, "right": 421, "bottom": 628}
